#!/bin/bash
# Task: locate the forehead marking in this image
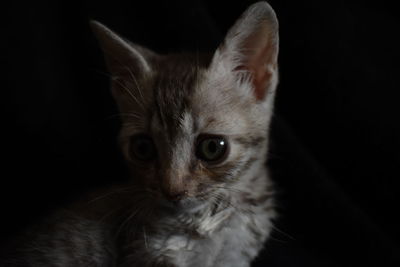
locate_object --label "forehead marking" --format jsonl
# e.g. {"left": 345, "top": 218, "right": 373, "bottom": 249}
{"left": 152, "top": 60, "right": 201, "bottom": 141}
{"left": 180, "top": 112, "right": 194, "bottom": 134}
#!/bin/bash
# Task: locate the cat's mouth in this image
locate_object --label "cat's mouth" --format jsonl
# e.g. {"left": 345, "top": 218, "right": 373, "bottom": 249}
{"left": 159, "top": 195, "right": 206, "bottom": 212}
{"left": 144, "top": 184, "right": 213, "bottom": 212}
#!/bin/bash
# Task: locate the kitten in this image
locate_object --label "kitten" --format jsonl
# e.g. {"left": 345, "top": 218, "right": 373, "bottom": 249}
{"left": 3, "top": 2, "right": 279, "bottom": 266}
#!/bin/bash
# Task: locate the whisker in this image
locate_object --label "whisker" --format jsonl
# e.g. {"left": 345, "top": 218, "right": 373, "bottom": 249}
{"left": 214, "top": 185, "right": 247, "bottom": 194}
{"left": 209, "top": 191, "right": 238, "bottom": 213}
{"left": 88, "top": 185, "right": 152, "bottom": 204}
{"left": 124, "top": 66, "right": 146, "bottom": 105}
{"left": 93, "top": 68, "right": 144, "bottom": 111}
{"left": 114, "top": 79, "right": 143, "bottom": 106}
{"left": 270, "top": 224, "right": 295, "bottom": 241}
{"left": 90, "top": 68, "right": 113, "bottom": 79}
{"left": 117, "top": 197, "right": 149, "bottom": 236}
{"left": 143, "top": 226, "right": 148, "bottom": 249}
{"left": 87, "top": 187, "right": 130, "bottom": 204}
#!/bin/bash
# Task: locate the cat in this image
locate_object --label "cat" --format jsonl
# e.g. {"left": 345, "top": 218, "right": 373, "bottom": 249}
{"left": 2, "top": 1, "right": 279, "bottom": 266}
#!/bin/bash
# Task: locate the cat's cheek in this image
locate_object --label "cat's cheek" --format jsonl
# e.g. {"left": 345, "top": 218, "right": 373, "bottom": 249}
{"left": 128, "top": 161, "right": 156, "bottom": 182}
{"left": 194, "top": 180, "right": 210, "bottom": 195}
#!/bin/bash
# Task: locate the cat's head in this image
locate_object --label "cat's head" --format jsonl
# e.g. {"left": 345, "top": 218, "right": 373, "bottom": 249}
{"left": 92, "top": 2, "right": 279, "bottom": 209}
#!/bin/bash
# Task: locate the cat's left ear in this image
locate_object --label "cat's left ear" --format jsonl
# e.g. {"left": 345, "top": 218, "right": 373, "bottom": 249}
{"left": 90, "top": 20, "right": 155, "bottom": 80}
{"left": 210, "top": 2, "right": 279, "bottom": 101}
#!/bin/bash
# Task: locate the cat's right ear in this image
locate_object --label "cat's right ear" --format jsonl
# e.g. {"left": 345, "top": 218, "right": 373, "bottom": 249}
{"left": 90, "top": 20, "right": 155, "bottom": 80}
{"left": 209, "top": 2, "right": 279, "bottom": 102}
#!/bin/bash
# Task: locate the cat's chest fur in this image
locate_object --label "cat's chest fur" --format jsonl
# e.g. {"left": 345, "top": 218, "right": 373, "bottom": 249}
{"left": 151, "top": 208, "right": 270, "bottom": 267}
{"left": 118, "top": 169, "right": 274, "bottom": 267}
{"left": 120, "top": 209, "right": 272, "bottom": 267}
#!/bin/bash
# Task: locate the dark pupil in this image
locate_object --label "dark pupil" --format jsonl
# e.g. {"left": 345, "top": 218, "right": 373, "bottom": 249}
{"left": 137, "top": 141, "right": 150, "bottom": 156}
{"left": 208, "top": 141, "right": 217, "bottom": 154}
{"left": 132, "top": 137, "right": 155, "bottom": 160}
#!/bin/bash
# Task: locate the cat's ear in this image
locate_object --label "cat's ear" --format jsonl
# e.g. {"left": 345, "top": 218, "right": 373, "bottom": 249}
{"left": 210, "top": 2, "right": 279, "bottom": 101}
{"left": 90, "top": 20, "right": 155, "bottom": 80}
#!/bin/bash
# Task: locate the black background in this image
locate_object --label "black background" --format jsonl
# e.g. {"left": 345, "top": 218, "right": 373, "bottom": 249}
{"left": 1, "top": 0, "right": 400, "bottom": 266}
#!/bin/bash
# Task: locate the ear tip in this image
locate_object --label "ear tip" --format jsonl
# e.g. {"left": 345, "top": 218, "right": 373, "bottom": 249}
{"left": 89, "top": 20, "right": 107, "bottom": 33}
{"left": 247, "top": 1, "right": 278, "bottom": 25}
{"left": 249, "top": 1, "right": 274, "bottom": 11}
{"left": 89, "top": 20, "right": 118, "bottom": 44}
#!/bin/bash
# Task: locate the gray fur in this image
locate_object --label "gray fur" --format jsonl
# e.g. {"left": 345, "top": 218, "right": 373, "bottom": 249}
{"left": 2, "top": 2, "right": 279, "bottom": 267}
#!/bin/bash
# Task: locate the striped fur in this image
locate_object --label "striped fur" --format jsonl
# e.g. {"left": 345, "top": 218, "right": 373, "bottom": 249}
{"left": 2, "top": 2, "right": 279, "bottom": 267}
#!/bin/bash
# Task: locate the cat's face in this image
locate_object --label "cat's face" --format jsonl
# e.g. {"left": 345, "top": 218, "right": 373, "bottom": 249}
{"left": 116, "top": 55, "right": 273, "bottom": 208}
{"left": 92, "top": 2, "right": 279, "bottom": 209}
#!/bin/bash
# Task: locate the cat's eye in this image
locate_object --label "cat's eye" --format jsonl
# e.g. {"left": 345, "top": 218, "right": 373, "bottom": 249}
{"left": 130, "top": 135, "right": 157, "bottom": 161}
{"left": 196, "top": 135, "right": 228, "bottom": 164}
